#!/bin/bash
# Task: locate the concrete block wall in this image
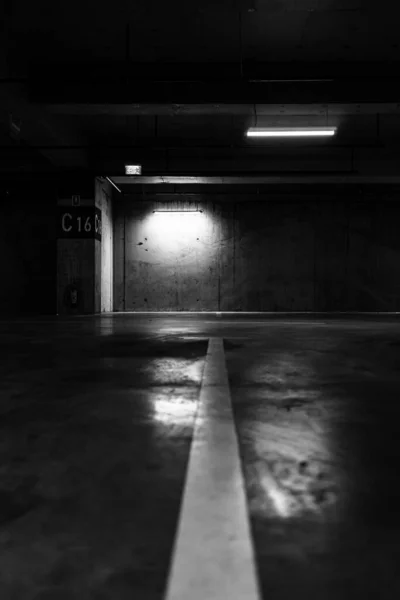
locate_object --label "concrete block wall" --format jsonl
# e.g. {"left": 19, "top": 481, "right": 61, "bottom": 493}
{"left": 114, "top": 192, "right": 400, "bottom": 312}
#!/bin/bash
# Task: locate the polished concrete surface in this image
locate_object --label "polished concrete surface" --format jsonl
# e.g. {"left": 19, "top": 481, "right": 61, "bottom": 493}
{"left": 1, "top": 314, "right": 400, "bottom": 599}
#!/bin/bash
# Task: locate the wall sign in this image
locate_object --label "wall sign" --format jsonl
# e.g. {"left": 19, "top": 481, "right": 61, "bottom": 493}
{"left": 58, "top": 207, "right": 102, "bottom": 241}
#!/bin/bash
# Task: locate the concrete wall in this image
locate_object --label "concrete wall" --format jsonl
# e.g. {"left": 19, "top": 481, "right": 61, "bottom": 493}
{"left": 57, "top": 177, "right": 113, "bottom": 315}
{"left": 57, "top": 237, "right": 96, "bottom": 314}
{"left": 95, "top": 178, "right": 113, "bottom": 312}
{"left": 57, "top": 187, "right": 97, "bottom": 315}
{"left": 114, "top": 191, "right": 400, "bottom": 312}
{"left": 0, "top": 188, "right": 56, "bottom": 314}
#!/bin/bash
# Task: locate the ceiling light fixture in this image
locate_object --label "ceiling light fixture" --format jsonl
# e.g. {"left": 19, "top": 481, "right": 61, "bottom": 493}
{"left": 125, "top": 164, "right": 142, "bottom": 175}
{"left": 153, "top": 210, "right": 203, "bottom": 213}
{"left": 246, "top": 127, "right": 337, "bottom": 137}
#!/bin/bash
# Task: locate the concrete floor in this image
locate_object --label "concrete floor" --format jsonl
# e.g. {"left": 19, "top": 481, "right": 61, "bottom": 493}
{"left": 1, "top": 314, "right": 400, "bottom": 599}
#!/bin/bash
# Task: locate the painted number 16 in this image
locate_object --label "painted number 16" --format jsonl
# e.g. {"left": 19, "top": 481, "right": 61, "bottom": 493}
{"left": 77, "top": 216, "right": 92, "bottom": 232}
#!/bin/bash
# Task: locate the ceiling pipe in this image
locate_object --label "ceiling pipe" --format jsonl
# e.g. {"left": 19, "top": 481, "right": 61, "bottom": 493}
{"left": 105, "top": 176, "right": 122, "bottom": 193}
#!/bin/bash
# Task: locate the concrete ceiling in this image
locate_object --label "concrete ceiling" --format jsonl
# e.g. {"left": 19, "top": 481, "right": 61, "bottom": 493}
{"left": 1, "top": 0, "right": 400, "bottom": 179}
{"left": 0, "top": 1, "right": 393, "bottom": 69}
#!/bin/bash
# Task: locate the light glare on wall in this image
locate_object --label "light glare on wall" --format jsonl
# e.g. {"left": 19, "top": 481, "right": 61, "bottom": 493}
{"left": 125, "top": 164, "right": 142, "bottom": 175}
{"left": 149, "top": 210, "right": 207, "bottom": 246}
{"left": 246, "top": 127, "right": 337, "bottom": 138}
{"left": 142, "top": 209, "right": 213, "bottom": 276}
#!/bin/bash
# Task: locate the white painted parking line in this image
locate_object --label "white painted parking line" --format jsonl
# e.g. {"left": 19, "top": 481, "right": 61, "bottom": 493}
{"left": 165, "top": 337, "right": 261, "bottom": 600}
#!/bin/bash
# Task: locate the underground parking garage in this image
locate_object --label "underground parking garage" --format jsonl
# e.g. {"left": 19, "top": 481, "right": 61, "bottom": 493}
{"left": 4, "top": 2, "right": 400, "bottom": 600}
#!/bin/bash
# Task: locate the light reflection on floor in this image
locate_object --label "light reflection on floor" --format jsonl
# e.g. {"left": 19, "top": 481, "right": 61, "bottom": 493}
{"left": 144, "top": 358, "right": 205, "bottom": 385}
{"left": 233, "top": 351, "right": 338, "bottom": 521}
{"left": 150, "top": 394, "right": 198, "bottom": 430}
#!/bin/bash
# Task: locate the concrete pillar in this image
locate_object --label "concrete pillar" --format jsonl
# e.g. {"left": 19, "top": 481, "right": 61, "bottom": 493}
{"left": 95, "top": 177, "right": 113, "bottom": 312}
{"left": 56, "top": 176, "right": 114, "bottom": 315}
{"left": 57, "top": 178, "right": 101, "bottom": 315}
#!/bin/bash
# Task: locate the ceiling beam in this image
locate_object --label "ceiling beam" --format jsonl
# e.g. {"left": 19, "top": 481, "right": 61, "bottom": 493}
{"left": 111, "top": 176, "right": 400, "bottom": 185}
{"left": 42, "top": 103, "right": 400, "bottom": 117}
{"left": 29, "top": 79, "right": 400, "bottom": 104}
{"left": 28, "top": 61, "right": 400, "bottom": 83}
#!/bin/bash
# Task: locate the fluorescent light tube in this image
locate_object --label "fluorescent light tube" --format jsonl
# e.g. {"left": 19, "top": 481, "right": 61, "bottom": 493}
{"left": 246, "top": 127, "right": 337, "bottom": 137}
